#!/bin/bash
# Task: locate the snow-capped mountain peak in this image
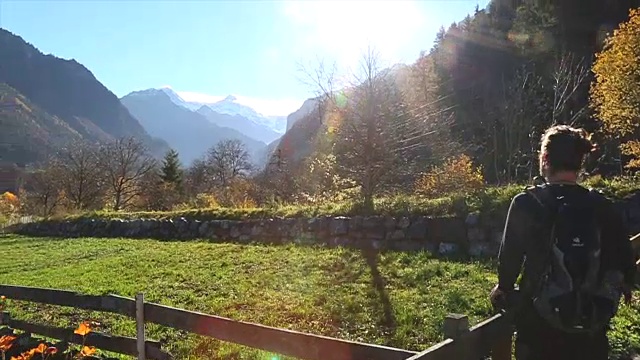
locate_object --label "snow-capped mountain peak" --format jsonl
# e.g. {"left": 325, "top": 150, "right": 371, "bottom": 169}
{"left": 208, "top": 95, "right": 265, "bottom": 125}
{"left": 129, "top": 87, "right": 188, "bottom": 107}
{"left": 160, "top": 87, "right": 188, "bottom": 106}
{"left": 126, "top": 88, "right": 289, "bottom": 137}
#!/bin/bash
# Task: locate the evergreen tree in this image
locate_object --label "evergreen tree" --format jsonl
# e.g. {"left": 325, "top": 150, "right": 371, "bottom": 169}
{"left": 160, "top": 149, "right": 183, "bottom": 185}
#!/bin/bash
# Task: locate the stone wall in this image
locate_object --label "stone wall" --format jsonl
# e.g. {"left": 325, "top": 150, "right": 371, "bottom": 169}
{"left": 10, "top": 189, "right": 640, "bottom": 257}
{"left": 12, "top": 215, "right": 506, "bottom": 256}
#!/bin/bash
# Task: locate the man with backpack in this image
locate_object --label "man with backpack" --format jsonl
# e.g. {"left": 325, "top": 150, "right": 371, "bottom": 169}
{"left": 490, "top": 125, "right": 637, "bottom": 360}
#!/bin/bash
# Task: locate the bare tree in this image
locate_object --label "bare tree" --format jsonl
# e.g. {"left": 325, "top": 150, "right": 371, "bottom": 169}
{"left": 551, "top": 53, "right": 590, "bottom": 126}
{"left": 183, "top": 157, "right": 212, "bottom": 196}
{"left": 296, "top": 57, "right": 338, "bottom": 105}
{"left": 299, "top": 47, "right": 454, "bottom": 209}
{"left": 23, "top": 162, "right": 64, "bottom": 216}
{"left": 491, "top": 65, "right": 545, "bottom": 183}
{"left": 253, "top": 149, "right": 303, "bottom": 204}
{"left": 205, "top": 139, "right": 252, "bottom": 188}
{"left": 56, "top": 140, "right": 104, "bottom": 210}
{"left": 99, "top": 137, "right": 157, "bottom": 211}
{"left": 477, "top": 53, "right": 589, "bottom": 183}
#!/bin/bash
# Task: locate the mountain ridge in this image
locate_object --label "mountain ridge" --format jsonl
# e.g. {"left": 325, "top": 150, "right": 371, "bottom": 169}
{"left": 0, "top": 27, "right": 169, "bottom": 161}
{"left": 126, "top": 87, "right": 286, "bottom": 144}
{"left": 120, "top": 89, "right": 268, "bottom": 166}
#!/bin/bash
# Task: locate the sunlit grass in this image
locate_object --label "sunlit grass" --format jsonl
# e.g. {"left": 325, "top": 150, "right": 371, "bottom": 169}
{"left": 0, "top": 235, "right": 496, "bottom": 359}
{"left": 0, "top": 235, "right": 637, "bottom": 359}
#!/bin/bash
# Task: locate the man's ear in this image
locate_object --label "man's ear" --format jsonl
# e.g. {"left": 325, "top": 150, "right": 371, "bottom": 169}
{"left": 540, "top": 153, "right": 549, "bottom": 173}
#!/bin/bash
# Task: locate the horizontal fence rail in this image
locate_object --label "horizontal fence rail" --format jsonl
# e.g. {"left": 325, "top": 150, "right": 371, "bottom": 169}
{"left": 0, "top": 285, "right": 416, "bottom": 360}
{"left": 0, "top": 285, "right": 136, "bottom": 317}
{"left": 143, "top": 302, "right": 417, "bottom": 360}
{"left": 0, "top": 313, "right": 171, "bottom": 360}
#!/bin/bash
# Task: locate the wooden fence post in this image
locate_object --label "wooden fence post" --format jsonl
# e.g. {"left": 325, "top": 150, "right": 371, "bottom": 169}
{"left": 136, "top": 293, "right": 146, "bottom": 360}
{"left": 443, "top": 313, "right": 469, "bottom": 359}
{"left": 0, "top": 311, "right": 10, "bottom": 326}
{"left": 490, "top": 323, "right": 513, "bottom": 360}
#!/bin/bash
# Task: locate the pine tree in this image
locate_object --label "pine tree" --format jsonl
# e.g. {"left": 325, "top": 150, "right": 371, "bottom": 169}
{"left": 160, "top": 149, "right": 183, "bottom": 185}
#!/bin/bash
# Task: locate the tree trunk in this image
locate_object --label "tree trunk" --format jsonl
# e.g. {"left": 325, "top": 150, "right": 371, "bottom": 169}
{"left": 362, "top": 190, "right": 374, "bottom": 214}
{"left": 114, "top": 191, "right": 122, "bottom": 211}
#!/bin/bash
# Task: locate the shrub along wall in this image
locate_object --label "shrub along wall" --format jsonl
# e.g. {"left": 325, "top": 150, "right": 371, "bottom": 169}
{"left": 11, "top": 189, "right": 640, "bottom": 257}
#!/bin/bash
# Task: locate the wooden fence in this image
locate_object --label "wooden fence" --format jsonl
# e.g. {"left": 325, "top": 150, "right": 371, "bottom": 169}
{"left": 0, "top": 285, "right": 417, "bottom": 360}
{"left": 1, "top": 235, "right": 638, "bottom": 359}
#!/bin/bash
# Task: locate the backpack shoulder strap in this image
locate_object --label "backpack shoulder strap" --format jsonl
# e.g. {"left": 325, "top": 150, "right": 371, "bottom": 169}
{"left": 585, "top": 187, "right": 606, "bottom": 227}
{"left": 525, "top": 184, "right": 558, "bottom": 217}
{"left": 525, "top": 185, "right": 562, "bottom": 279}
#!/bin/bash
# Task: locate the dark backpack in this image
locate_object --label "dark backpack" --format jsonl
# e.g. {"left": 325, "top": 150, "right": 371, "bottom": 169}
{"left": 526, "top": 184, "right": 624, "bottom": 334}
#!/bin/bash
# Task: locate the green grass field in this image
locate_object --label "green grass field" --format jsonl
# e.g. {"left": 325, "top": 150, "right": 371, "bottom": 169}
{"left": 0, "top": 235, "right": 638, "bottom": 359}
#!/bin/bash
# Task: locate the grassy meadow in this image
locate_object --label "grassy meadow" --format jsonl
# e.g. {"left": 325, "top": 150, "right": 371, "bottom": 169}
{"left": 0, "top": 235, "right": 638, "bottom": 359}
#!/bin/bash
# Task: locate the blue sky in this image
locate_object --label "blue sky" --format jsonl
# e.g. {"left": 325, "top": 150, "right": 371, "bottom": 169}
{"left": 0, "top": 0, "right": 488, "bottom": 116}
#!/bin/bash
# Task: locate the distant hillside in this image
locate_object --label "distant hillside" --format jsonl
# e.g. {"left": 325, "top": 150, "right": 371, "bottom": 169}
{"left": 121, "top": 89, "right": 268, "bottom": 166}
{"left": 0, "top": 83, "right": 82, "bottom": 163}
{"left": 286, "top": 97, "right": 319, "bottom": 131}
{"left": 273, "top": 102, "right": 325, "bottom": 166}
{"left": 0, "top": 28, "right": 168, "bottom": 159}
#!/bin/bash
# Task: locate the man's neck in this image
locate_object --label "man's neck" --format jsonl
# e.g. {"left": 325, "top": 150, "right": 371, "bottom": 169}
{"left": 546, "top": 171, "right": 578, "bottom": 184}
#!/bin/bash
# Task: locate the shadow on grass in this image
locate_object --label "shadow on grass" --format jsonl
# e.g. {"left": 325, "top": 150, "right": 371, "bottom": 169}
{"left": 360, "top": 248, "right": 397, "bottom": 337}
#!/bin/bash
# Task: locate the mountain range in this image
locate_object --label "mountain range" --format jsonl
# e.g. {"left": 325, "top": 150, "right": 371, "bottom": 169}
{"left": 120, "top": 89, "right": 269, "bottom": 165}
{"left": 122, "top": 88, "right": 284, "bottom": 143}
{"left": 0, "top": 27, "right": 319, "bottom": 168}
{"left": 0, "top": 28, "right": 169, "bottom": 163}
{"left": 145, "top": 88, "right": 287, "bottom": 144}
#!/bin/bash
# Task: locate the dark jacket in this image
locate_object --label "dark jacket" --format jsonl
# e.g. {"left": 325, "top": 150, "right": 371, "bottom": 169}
{"left": 497, "top": 183, "right": 637, "bottom": 296}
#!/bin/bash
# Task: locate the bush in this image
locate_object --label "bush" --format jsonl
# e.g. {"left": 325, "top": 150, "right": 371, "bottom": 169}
{"left": 0, "top": 192, "right": 20, "bottom": 217}
{"left": 582, "top": 174, "right": 640, "bottom": 199}
{"left": 415, "top": 154, "right": 485, "bottom": 197}
{"left": 134, "top": 182, "right": 182, "bottom": 211}
{"left": 174, "top": 192, "right": 220, "bottom": 211}
{"left": 212, "top": 178, "right": 258, "bottom": 209}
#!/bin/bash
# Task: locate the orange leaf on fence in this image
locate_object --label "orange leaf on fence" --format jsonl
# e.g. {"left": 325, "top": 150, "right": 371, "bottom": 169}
{"left": 74, "top": 322, "right": 92, "bottom": 336}
{"left": 80, "top": 346, "right": 96, "bottom": 356}
{"left": 34, "top": 343, "right": 47, "bottom": 354}
{"left": 10, "top": 347, "right": 36, "bottom": 360}
{"left": 0, "top": 335, "right": 16, "bottom": 351}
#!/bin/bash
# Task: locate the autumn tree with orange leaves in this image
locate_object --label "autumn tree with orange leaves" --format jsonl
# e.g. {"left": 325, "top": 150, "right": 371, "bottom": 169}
{"left": 591, "top": 8, "right": 640, "bottom": 169}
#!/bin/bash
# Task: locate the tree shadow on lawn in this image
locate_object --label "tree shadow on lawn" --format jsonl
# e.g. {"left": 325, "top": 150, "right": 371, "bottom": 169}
{"left": 359, "top": 247, "right": 397, "bottom": 333}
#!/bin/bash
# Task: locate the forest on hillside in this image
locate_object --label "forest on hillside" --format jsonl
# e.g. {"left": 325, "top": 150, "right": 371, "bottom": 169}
{"left": 5, "top": 0, "right": 640, "bottom": 218}
{"left": 264, "top": 0, "right": 640, "bottom": 205}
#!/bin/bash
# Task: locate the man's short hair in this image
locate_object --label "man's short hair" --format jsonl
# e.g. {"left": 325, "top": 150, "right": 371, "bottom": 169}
{"left": 539, "top": 125, "right": 595, "bottom": 176}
